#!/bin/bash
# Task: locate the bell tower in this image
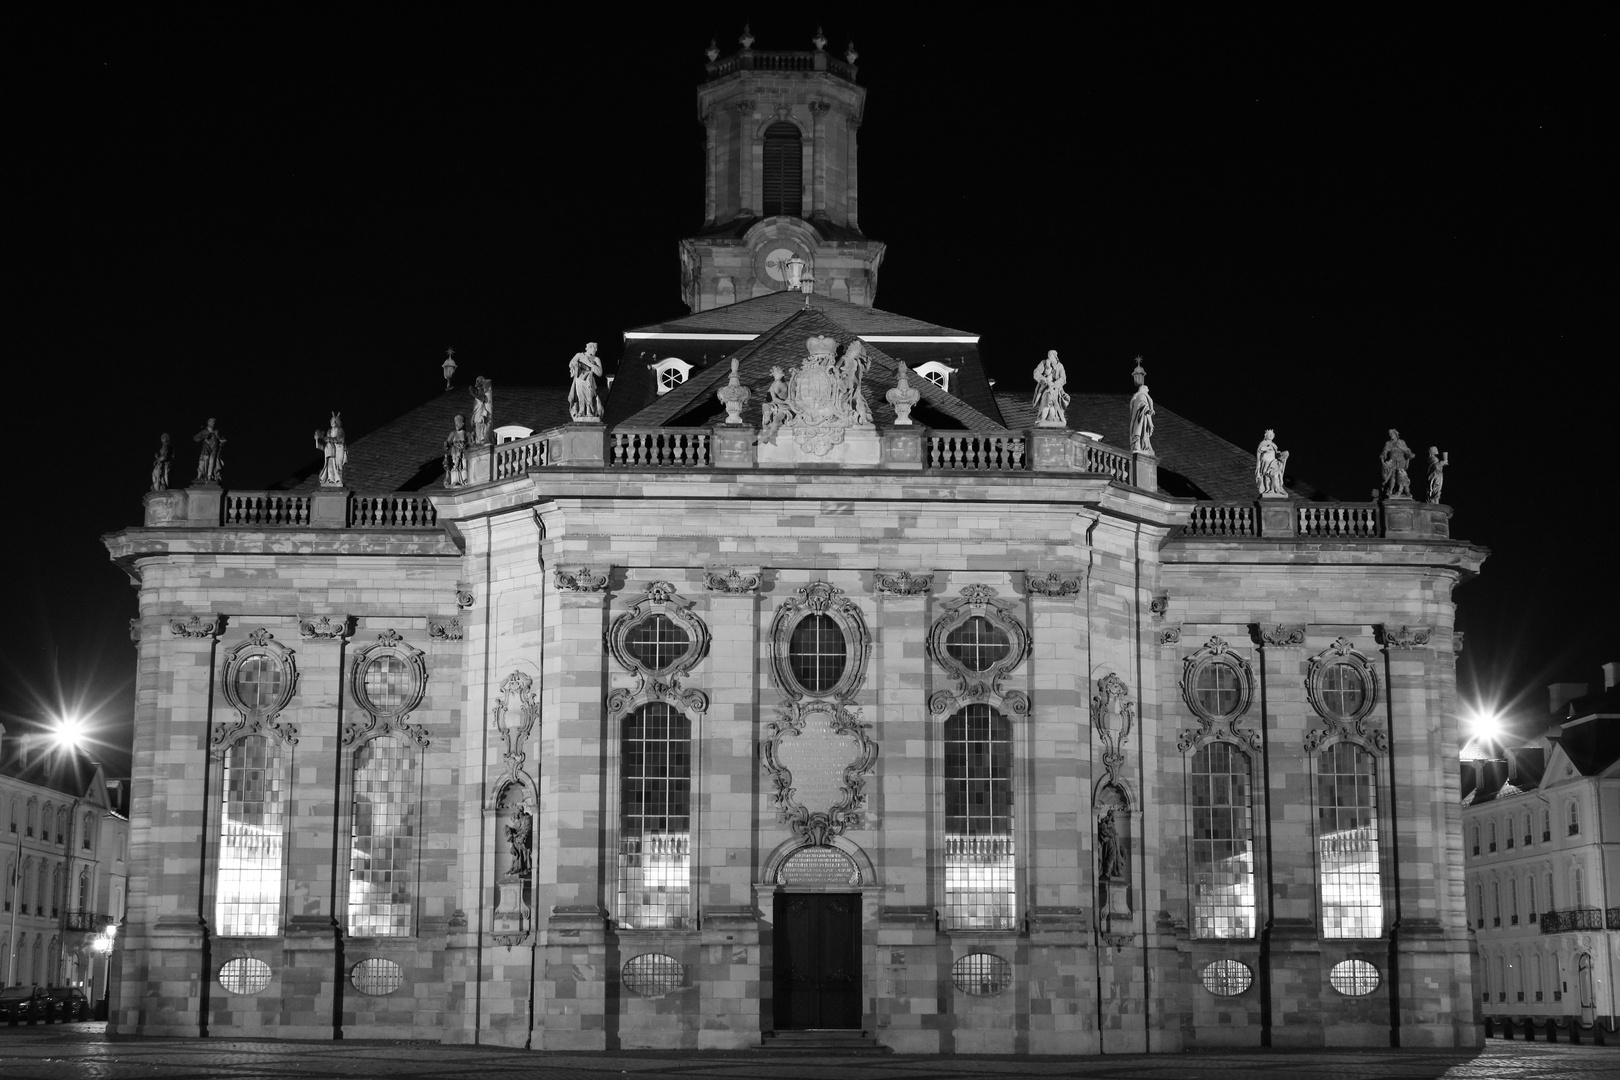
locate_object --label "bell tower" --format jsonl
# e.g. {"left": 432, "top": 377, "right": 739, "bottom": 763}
{"left": 678, "top": 28, "right": 887, "bottom": 312}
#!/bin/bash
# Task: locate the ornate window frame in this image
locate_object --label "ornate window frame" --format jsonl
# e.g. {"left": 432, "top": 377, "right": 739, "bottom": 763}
{"left": 215, "top": 628, "right": 300, "bottom": 753}
{"left": 1177, "top": 636, "right": 1260, "bottom": 752}
{"left": 344, "top": 630, "right": 429, "bottom": 748}
{"left": 769, "top": 582, "right": 870, "bottom": 702}
{"left": 606, "top": 581, "right": 710, "bottom": 720}
{"left": 926, "top": 585, "right": 1030, "bottom": 717}
{"left": 652, "top": 357, "right": 693, "bottom": 394}
{"left": 1304, "top": 637, "right": 1383, "bottom": 753}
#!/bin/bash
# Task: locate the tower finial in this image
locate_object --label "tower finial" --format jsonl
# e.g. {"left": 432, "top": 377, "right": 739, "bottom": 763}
{"left": 739, "top": 24, "right": 754, "bottom": 50}
{"left": 706, "top": 38, "right": 719, "bottom": 62}
{"left": 845, "top": 40, "right": 859, "bottom": 65}
{"left": 812, "top": 27, "right": 827, "bottom": 52}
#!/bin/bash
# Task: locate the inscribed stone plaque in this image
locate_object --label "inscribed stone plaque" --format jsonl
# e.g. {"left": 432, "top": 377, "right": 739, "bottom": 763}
{"left": 774, "top": 711, "right": 857, "bottom": 818}
{"left": 778, "top": 845, "right": 860, "bottom": 886}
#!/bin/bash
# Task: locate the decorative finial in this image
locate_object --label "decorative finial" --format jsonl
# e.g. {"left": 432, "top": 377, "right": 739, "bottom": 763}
{"left": 845, "top": 41, "right": 858, "bottom": 65}
{"left": 442, "top": 347, "right": 457, "bottom": 390}
{"left": 812, "top": 27, "right": 827, "bottom": 52}
{"left": 705, "top": 38, "right": 719, "bottom": 62}
{"left": 739, "top": 24, "right": 754, "bottom": 50}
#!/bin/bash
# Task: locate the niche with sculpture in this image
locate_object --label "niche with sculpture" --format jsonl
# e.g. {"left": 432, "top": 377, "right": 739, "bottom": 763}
{"left": 1095, "top": 782, "right": 1133, "bottom": 938}
{"left": 488, "top": 669, "right": 540, "bottom": 946}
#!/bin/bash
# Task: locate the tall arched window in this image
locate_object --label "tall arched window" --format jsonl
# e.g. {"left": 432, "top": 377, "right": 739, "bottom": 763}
{"left": 56, "top": 807, "right": 67, "bottom": 844}
{"left": 7, "top": 797, "right": 16, "bottom": 833}
{"left": 1572, "top": 865, "right": 1585, "bottom": 908}
{"left": 1509, "top": 878, "right": 1519, "bottom": 924}
{"left": 1316, "top": 742, "right": 1383, "bottom": 938}
{"left": 618, "top": 703, "right": 692, "bottom": 929}
{"left": 1473, "top": 881, "right": 1484, "bottom": 927}
{"left": 1494, "top": 954, "right": 1505, "bottom": 1002}
{"left": 1546, "top": 871, "right": 1555, "bottom": 910}
{"left": 1528, "top": 874, "right": 1538, "bottom": 923}
{"left": 348, "top": 735, "right": 419, "bottom": 937}
{"left": 1488, "top": 821, "right": 1497, "bottom": 851}
{"left": 26, "top": 798, "right": 37, "bottom": 837}
{"left": 78, "top": 867, "right": 90, "bottom": 910}
{"left": 1523, "top": 812, "right": 1533, "bottom": 847}
{"left": 42, "top": 802, "right": 53, "bottom": 841}
{"left": 216, "top": 735, "right": 288, "bottom": 936}
{"left": 944, "top": 704, "right": 1015, "bottom": 930}
{"left": 1532, "top": 951, "right": 1544, "bottom": 1001}
{"left": 1470, "top": 824, "right": 1480, "bottom": 855}
{"left": 1188, "top": 742, "right": 1256, "bottom": 939}
{"left": 1, "top": 859, "right": 11, "bottom": 912}
{"left": 83, "top": 812, "right": 95, "bottom": 851}
{"left": 762, "top": 121, "right": 803, "bottom": 218}
{"left": 50, "top": 865, "right": 61, "bottom": 917}
{"left": 1542, "top": 808, "right": 1551, "bottom": 841}
{"left": 1568, "top": 800, "right": 1580, "bottom": 836}
{"left": 1491, "top": 881, "right": 1501, "bottom": 926}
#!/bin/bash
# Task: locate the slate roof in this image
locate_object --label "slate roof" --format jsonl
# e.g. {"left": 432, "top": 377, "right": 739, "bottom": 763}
{"left": 623, "top": 291, "right": 975, "bottom": 338}
{"left": 618, "top": 307, "right": 1007, "bottom": 433}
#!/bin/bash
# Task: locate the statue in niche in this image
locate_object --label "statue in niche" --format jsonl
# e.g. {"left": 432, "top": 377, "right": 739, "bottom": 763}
{"left": 760, "top": 365, "right": 792, "bottom": 444}
{"left": 1427, "top": 446, "right": 1449, "bottom": 504}
{"left": 1380, "top": 429, "right": 1415, "bottom": 499}
{"left": 1098, "top": 809, "right": 1126, "bottom": 881}
{"left": 442, "top": 415, "right": 469, "bottom": 487}
{"left": 506, "top": 806, "right": 533, "bottom": 878}
{"left": 150, "top": 433, "right": 171, "bottom": 492}
{"left": 1129, "top": 358, "right": 1155, "bottom": 454}
{"left": 1255, "top": 429, "right": 1289, "bottom": 497}
{"left": 1032, "top": 350, "right": 1070, "bottom": 428}
{"left": 314, "top": 412, "right": 347, "bottom": 488}
{"left": 567, "top": 343, "right": 603, "bottom": 422}
{"left": 192, "top": 418, "right": 226, "bottom": 484}
{"left": 840, "top": 339, "right": 873, "bottom": 426}
{"left": 469, "top": 377, "right": 494, "bottom": 444}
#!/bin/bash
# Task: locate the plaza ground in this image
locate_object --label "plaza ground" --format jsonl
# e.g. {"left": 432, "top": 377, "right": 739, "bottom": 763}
{"left": 0, "top": 1024, "right": 1615, "bottom": 1080}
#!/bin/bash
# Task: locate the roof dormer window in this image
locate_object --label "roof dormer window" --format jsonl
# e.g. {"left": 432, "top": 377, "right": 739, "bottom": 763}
{"left": 653, "top": 357, "right": 693, "bottom": 395}
{"left": 913, "top": 360, "right": 957, "bottom": 392}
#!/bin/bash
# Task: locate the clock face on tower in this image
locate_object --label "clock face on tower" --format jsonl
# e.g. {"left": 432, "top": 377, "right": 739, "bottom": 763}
{"left": 752, "top": 238, "right": 813, "bottom": 289}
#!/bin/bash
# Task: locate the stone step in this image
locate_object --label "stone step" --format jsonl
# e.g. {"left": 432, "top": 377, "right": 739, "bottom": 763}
{"left": 762, "top": 1029, "right": 890, "bottom": 1053}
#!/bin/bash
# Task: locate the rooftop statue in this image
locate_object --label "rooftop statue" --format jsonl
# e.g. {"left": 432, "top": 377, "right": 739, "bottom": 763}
{"left": 716, "top": 357, "right": 750, "bottom": 424}
{"left": 1033, "top": 350, "right": 1070, "bottom": 428}
{"left": 314, "top": 412, "right": 347, "bottom": 488}
{"left": 886, "top": 364, "right": 920, "bottom": 425}
{"left": 568, "top": 343, "right": 603, "bottom": 423}
{"left": 841, "top": 339, "right": 873, "bottom": 426}
{"left": 192, "top": 418, "right": 226, "bottom": 485}
{"left": 470, "top": 377, "right": 494, "bottom": 444}
{"left": 1256, "top": 429, "right": 1289, "bottom": 497}
{"left": 150, "top": 433, "right": 171, "bottom": 493}
{"left": 760, "top": 366, "right": 792, "bottom": 445}
{"left": 1427, "top": 446, "right": 1450, "bottom": 504}
{"left": 1381, "top": 428, "right": 1414, "bottom": 499}
{"left": 1129, "top": 357, "right": 1155, "bottom": 454}
{"left": 442, "top": 414, "right": 469, "bottom": 487}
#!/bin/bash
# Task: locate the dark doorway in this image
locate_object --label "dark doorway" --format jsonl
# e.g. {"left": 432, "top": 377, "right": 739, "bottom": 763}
{"left": 772, "top": 892, "right": 862, "bottom": 1030}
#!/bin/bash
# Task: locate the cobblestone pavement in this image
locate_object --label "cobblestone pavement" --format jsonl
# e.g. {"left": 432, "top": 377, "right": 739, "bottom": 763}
{"left": 0, "top": 1024, "right": 1614, "bottom": 1080}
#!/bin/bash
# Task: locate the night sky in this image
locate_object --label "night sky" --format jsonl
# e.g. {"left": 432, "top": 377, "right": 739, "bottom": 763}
{"left": 9, "top": 10, "right": 1614, "bottom": 776}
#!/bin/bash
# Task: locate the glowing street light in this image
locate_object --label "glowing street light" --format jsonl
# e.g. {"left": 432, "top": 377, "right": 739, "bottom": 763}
{"left": 1467, "top": 709, "right": 1502, "bottom": 742}
{"left": 53, "top": 714, "right": 90, "bottom": 752}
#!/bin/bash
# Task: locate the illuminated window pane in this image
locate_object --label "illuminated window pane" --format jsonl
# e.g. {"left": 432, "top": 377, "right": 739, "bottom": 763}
{"left": 945, "top": 705, "right": 1015, "bottom": 930}
{"left": 952, "top": 952, "right": 1013, "bottom": 995}
{"left": 350, "top": 957, "right": 404, "bottom": 995}
{"left": 216, "top": 736, "right": 286, "bottom": 936}
{"left": 233, "top": 655, "right": 285, "bottom": 713}
{"left": 1316, "top": 743, "right": 1383, "bottom": 939}
{"left": 788, "top": 614, "right": 845, "bottom": 693}
{"left": 1201, "top": 959, "right": 1253, "bottom": 996}
{"left": 1190, "top": 743, "right": 1256, "bottom": 939}
{"left": 623, "top": 953, "right": 684, "bottom": 996}
{"left": 624, "top": 613, "right": 690, "bottom": 672}
{"left": 1329, "top": 959, "right": 1380, "bottom": 995}
{"left": 362, "top": 655, "right": 411, "bottom": 714}
{"left": 348, "top": 736, "right": 417, "bottom": 938}
{"left": 618, "top": 704, "right": 691, "bottom": 929}
{"left": 1318, "top": 662, "right": 1367, "bottom": 721}
{"left": 218, "top": 957, "right": 272, "bottom": 995}
{"left": 944, "top": 616, "right": 1011, "bottom": 672}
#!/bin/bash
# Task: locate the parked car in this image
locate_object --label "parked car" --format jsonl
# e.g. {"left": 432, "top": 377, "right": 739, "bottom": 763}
{"left": 48, "top": 986, "right": 89, "bottom": 1021}
{"left": 0, "top": 985, "right": 53, "bottom": 1025}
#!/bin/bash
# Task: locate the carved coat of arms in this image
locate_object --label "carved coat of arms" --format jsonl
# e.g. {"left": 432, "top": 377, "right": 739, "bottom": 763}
{"left": 785, "top": 335, "right": 871, "bottom": 455}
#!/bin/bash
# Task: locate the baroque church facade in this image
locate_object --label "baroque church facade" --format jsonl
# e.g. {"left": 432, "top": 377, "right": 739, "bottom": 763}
{"left": 104, "top": 39, "right": 1487, "bottom": 1054}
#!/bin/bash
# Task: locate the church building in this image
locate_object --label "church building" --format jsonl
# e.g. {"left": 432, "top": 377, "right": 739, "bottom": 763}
{"left": 103, "top": 36, "right": 1487, "bottom": 1054}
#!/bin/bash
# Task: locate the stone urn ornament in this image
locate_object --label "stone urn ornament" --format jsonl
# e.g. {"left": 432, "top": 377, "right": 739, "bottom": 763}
{"left": 716, "top": 357, "right": 750, "bottom": 424}
{"left": 886, "top": 364, "right": 920, "bottom": 425}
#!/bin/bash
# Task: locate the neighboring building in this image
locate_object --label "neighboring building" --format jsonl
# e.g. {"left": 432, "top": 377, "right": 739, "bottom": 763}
{"left": 1462, "top": 663, "right": 1620, "bottom": 1029}
{"left": 1, "top": 724, "right": 129, "bottom": 999}
{"left": 101, "top": 38, "right": 1487, "bottom": 1053}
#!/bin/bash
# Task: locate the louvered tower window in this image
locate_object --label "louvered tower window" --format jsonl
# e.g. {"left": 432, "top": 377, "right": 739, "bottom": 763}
{"left": 762, "top": 122, "right": 803, "bottom": 218}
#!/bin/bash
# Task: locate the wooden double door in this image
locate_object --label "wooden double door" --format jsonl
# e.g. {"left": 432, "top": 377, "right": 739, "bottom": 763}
{"left": 772, "top": 892, "right": 862, "bottom": 1030}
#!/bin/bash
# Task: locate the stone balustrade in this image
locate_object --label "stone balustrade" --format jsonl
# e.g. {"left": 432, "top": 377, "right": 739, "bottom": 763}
{"left": 1185, "top": 502, "right": 1258, "bottom": 537}
{"left": 349, "top": 493, "right": 439, "bottom": 529}
{"left": 146, "top": 488, "right": 438, "bottom": 529}
{"left": 1182, "top": 498, "right": 1452, "bottom": 540}
{"left": 224, "top": 492, "right": 311, "bottom": 526}
{"left": 706, "top": 50, "right": 857, "bottom": 83}
{"left": 1299, "top": 503, "right": 1380, "bottom": 538}
{"left": 493, "top": 434, "right": 547, "bottom": 479}
{"left": 611, "top": 428, "right": 713, "bottom": 467}
{"left": 927, "top": 433, "right": 1026, "bottom": 470}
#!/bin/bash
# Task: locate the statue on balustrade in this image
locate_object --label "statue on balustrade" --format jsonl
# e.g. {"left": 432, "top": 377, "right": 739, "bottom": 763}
{"left": 1427, "top": 446, "right": 1449, "bottom": 504}
{"left": 760, "top": 365, "right": 792, "bottom": 444}
{"left": 192, "top": 418, "right": 226, "bottom": 484}
{"left": 1255, "top": 429, "right": 1289, "bottom": 497}
{"left": 150, "top": 433, "right": 171, "bottom": 492}
{"left": 568, "top": 342, "right": 603, "bottom": 422}
{"left": 314, "top": 412, "right": 347, "bottom": 488}
{"left": 1129, "top": 358, "right": 1155, "bottom": 454}
{"left": 470, "top": 377, "right": 495, "bottom": 444}
{"left": 1032, "top": 350, "right": 1070, "bottom": 428}
{"left": 1381, "top": 429, "right": 1415, "bottom": 498}
{"left": 840, "top": 339, "right": 873, "bottom": 426}
{"left": 442, "top": 414, "right": 469, "bottom": 487}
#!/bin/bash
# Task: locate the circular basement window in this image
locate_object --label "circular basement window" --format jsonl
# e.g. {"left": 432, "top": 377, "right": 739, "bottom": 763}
{"left": 218, "top": 957, "right": 272, "bottom": 995}
{"left": 1329, "top": 959, "right": 1380, "bottom": 996}
{"left": 1200, "top": 959, "right": 1252, "bottom": 997}
{"left": 623, "top": 953, "right": 683, "bottom": 997}
{"left": 351, "top": 957, "right": 405, "bottom": 996}
{"left": 952, "top": 952, "right": 1013, "bottom": 996}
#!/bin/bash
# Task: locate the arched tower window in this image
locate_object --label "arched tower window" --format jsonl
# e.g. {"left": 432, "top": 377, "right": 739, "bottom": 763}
{"left": 762, "top": 121, "right": 803, "bottom": 218}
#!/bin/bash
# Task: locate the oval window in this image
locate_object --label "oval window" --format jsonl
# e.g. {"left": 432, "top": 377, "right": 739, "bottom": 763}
{"left": 625, "top": 613, "right": 691, "bottom": 672}
{"left": 1329, "top": 959, "right": 1380, "bottom": 996}
{"left": 350, "top": 957, "right": 405, "bottom": 996}
{"left": 951, "top": 952, "right": 1012, "bottom": 996}
{"left": 362, "top": 654, "right": 412, "bottom": 714}
{"left": 788, "top": 614, "right": 846, "bottom": 693}
{"left": 944, "top": 616, "right": 1012, "bottom": 672}
{"left": 1192, "top": 660, "right": 1244, "bottom": 720}
{"left": 218, "top": 957, "right": 272, "bottom": 995}
{"left": 622, "top": 953, "right": 683, "bottom": 997}
{"left": 1200, "top": 959, "right": 1252, "bottom": 996}
{"left": 233, "top": 655, "right": 285, "bottom": 713}
{"left": 1318, "top": 662, "right": 1368, "bottom": 721}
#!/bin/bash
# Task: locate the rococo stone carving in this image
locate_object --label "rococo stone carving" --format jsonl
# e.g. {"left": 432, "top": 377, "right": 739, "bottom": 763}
{"left": 297, "top": 614, "right": 350, "bottom": 640}
{"left": 776, "top": 335, "right": 874, "bottom": 455}
{"left": 1258, "top": 623, "right": 1306, "bottom": 647}
{"left": 926, "top": 585, "right": 1030, "bottom": 718}
{"left": 1090, "top": 673, "right": 1135, "bottom": 792}
{"left": 605, "top": 581, "right": 710, "bottom": 720}
{"left": 1027, "top": 570, "right": 1084, "bottom": 598}
{"left": 342, "top": 630, "right": 429, "bottom": 748}
{"left": 874, "top": 569, "right": 931, "bottom": 595}
{"left": 704, "top": 566, "right": 761, "bottom": 594}
{"left": 213, "top": 627, "right": 299, "bottom": 752}
{"left": 489, "top": 671, "right": 540, "bottom": 804}
{"left": 456, "top": 588, "right": 475, "bottom": 609}
{"left": 553, "top": 566, "right": 609, "bottom": 592}
{"left": 1158, "top": 626, "right": 1182, "bottom": 646}
{"left": 1177, "top": 636, "right": 1262, "bottom": 753}
{"left": 128, "top": 618, "right": 141, "bottom": 644}
{"left": 427, "top": 616, "right": 464, "bottom": 641}
{"left": 1303, "top": 637, "right": 1384, "bottom": 754}
{"left": 1376, "top": 623, "right": 1432, "bottom": 650}
{"left": 1149, "top": 594, "right": 1169, "bottom": 619}
{"left": 170, "top": 614, "right": 222, "bottom": 639}
{"left": 768, "top": 582, "right": 871, "bottom": 701}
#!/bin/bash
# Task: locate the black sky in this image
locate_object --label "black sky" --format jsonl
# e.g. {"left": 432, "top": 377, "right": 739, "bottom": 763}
{"left": 9, "top": 9, "right": 1616, "bottom": 774}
